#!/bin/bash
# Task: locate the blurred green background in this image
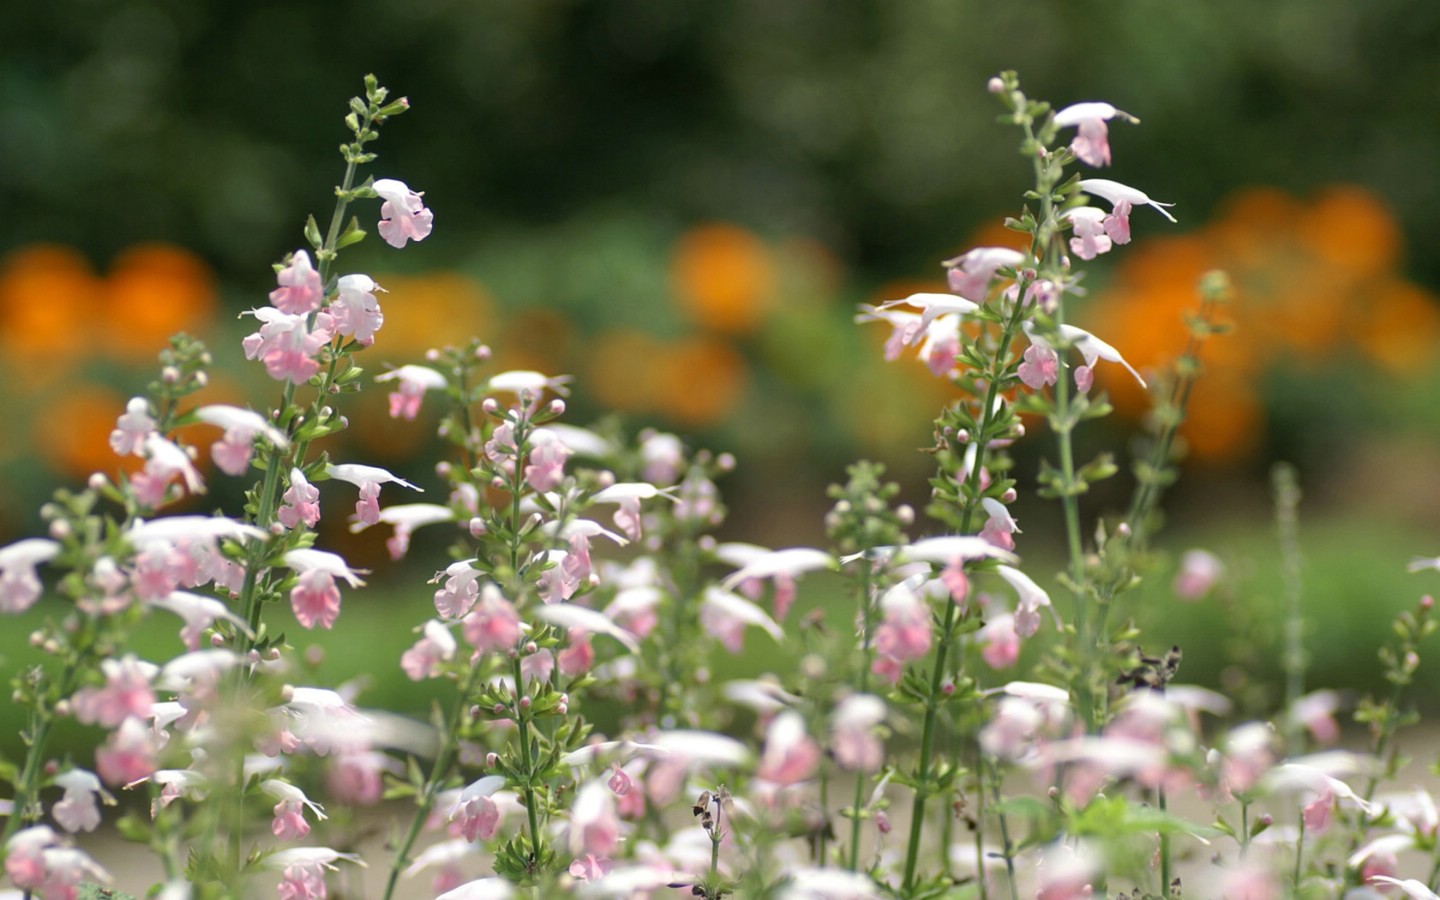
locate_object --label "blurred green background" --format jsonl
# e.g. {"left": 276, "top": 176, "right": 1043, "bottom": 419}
{"left": 4, "top": 0, "right": 1440, "bottom": 720}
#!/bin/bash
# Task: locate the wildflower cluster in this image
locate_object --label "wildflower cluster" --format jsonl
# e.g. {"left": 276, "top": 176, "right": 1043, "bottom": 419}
{"left": 2, "top": 70, "right": 1439, "bottom": 900}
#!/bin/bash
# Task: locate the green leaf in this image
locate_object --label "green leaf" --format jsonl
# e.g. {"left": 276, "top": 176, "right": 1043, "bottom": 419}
{"left": 303, "top": 215, "right": 323, "bottom": 251}
{"left": 336, "top": 216, "right": 367, "bottom": 250}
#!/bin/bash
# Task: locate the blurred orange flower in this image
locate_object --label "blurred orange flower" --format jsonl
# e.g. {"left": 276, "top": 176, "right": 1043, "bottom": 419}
{"left": 0, "top": 245, "right": 103, "bottom": 388}
{"left": 103, "top": 243, "right": 219, "bottom": 360}
{"left": 1087, "top": 184, "right": 1438, "bottom": 462}
{"left": 672, "top": 223, "right": 775, "bottom": 335}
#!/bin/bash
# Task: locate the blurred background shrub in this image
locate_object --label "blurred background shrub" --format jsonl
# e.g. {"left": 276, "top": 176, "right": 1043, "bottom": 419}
{"left": 4, "top": 0, "right": 1440, "bottom": 711}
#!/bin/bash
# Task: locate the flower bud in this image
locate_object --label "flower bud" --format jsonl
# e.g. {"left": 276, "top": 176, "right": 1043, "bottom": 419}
{"left": 548, "top": 399, "right": 565, "bottom": 416}
{"left": 486, "top": 752, "right": 501, "bottom": 768}
{"left": 210, "top": 633, "right": 225, "bottom": 648}
{"left": 54, "top": 700, "right": 71, "bottom": 717}
{"left": 1116, "top": 522, "right": 1132, "bottom": 538}
{"left": 48, "top": 520, "right": 71, "bottom": 540}
{"left": 194, "top": 372, "right": 209, "bottom": 388}
{"left": 897, "top": 504, "right": 915, "bottom": 525}
{"left": 162, "top": 366, "right": 180, "bottom": 383}
{"left": 716, "top": 453, "right": 736, "bottom": 472}
{"left": 1423, "top": 595, "right": 1435, "bottom": 612}
{"left": 469, "top": 518, "right": 486, "bottom": 538}
{"left": 519, "top": 696, "right": 531, "bottom": 710}
{"left": 493, "top": 703, "right": 506, "bottom": 715}
{"left": 88, "top": 473, "right": 109, "bottom": 491}
{"left": 482, "top": 398, "right": 500, "bottom": 416}
{"left": 476, "top": 344, "right": 492, "bottom": 361}
{"left": 1001, "top": 488, "right": 1017, "bottom": 503}
{"left": 426, "top": 348, "right": 441, "bottom": 362}
{"left": 987, "top": 76, "right": 1005, "bottom": 94}
{"left": 524, "top": 641, "right": 538, "bottom": 655}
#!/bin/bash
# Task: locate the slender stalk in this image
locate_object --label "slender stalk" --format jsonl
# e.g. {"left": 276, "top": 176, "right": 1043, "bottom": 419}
{"left": 512, "top": 656, "right": 546, "bottom": 873}
{"left": 900, "top": 296, "right": 1030, "bottom": 891}
{"left": 848, "top": 558, "right": 876, "bottom": 872}
{"left": 1272, "top": 463, "right": 1305, "bottom": 751}
{"left": 1159, "top": 785, "right": 1172, "bottom": 898}
{"left": 381, "top": 661, "right": 484, "bottom": 900}
{"left": 1293, "top": 807, "right": 1307, "bottom": 889}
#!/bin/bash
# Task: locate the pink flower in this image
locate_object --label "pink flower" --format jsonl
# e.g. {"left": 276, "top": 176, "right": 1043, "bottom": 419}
{"left": 376, "top": 364, "right": 448, "bottom": 420}
{"left": 327, "top": 463, "right": 421, "bottom": 527}
{"left": 285, "top": 549, "right": 366, "bottom": 630}
{"left": 264, "top": 780, "right": 326, "bottom": 840}
{"left": 95, "top": 716, "right": 158, "bottom": 786}
{"left": 639, "top": 431, "right": 685, "bottom": 485}
{"left": 607, "top": 763, "right": 635, "bottom": 797}
{"left": 980, "top": 696, "right": 1043, "bottom": 759}
{"left": 269, "top": 250, "right": 324, "bottom": 315}
{"left": 569, "top": 854, "right": 612, "bottom": 882}
{"left": 757, "top": 710, "right": 822, "bottom": 786}
{"left": 593, "top": 482, "right": 672, "bottom": 543}
{"left": 327, "top": 751, "right": 392, "bottom": 807}
{"left": 700, "top": 586, "right": 784, "bottom": 654}
{"left": 1292, "top": 690, "right": 1342, "bottom": 746}
{"left": 449, "top": 776, "right": 505, "bottom": 842}
{"left": 5, "top": 825, "right": 59, "bottom": 890}
{"left": 1018, "top": 343, "right": 1060, "bottom": 389}
{"left": 110, "top": 397, "right": 156, "bottom": 456}
{"left": 943, "top": 247, "right": 1027, "bottom": 302}
{"left": 1217, "top": 723, "right": 1275, "bottom": 797}
{"left": 997, "top": 565, "right": 1054, "bottom": 638}
{"left": 832, "top": 694, "right": 886, "bottom": 773}
{"left": 133, "top": 435, "right": 206, "bottom": 507}
{"left": 71, "top": 655, "right": 157, "bottom": 727}
{"left": 372, "top": 178, "right": 434, "bottom": 248}
{"left": 1173, "top": 548, "right": 1223, "bottom": 600}
{"left": 872, "top": 292, "right": 980, "bottom": 346}
{"left": 242, "top": 307, "right": 333, "bottom": 383}
{"left": 979, "top": 497, "right": 1020, "bottom": 552}
{"left": 1053, "top": 102, "right": 1137, "bottom": 168}
{"left": 267, "top": 848, "right": 362, "bottom": 900}
{"left": 277, "top": 468, "right": 322, "bottom": 530}
{"left": 1064, "top": 206, "right": 1114, "bottom": 260}
{"left": 462, "top": 584, "right": 522, "bottom": 654}
{"left": 874, "top": 579, "right": 932, "bottom": 664}
{"left": 432, "top": 559, "right": 483, "bottom": 618}
{"left": 570, "top": 781, "right": 622, "bottom": 857}
{"left": 0, "top": 538, "right": 60, "bottom": 613}
{"left": 524, "top": 430, "right": 574, "bottom": 492}
{"left": 51, "top": 769, "right": 108, "bottom": 833}
{"left": 979, "top": 613, "right": 1022, "bottom": 669}
{"left": 1078, "top": 178, "right": 1177, "bottom": 236}
{"left": 331, "top": 274, "right": 385, "bottom": 345}
{"left": 150, "top": 590, "right": 252, "bottom": 651}
{"left": 291, "top": 569, "right": 342, "bottom": 630}
{"left": 401, "top": 620, "right": 457, "bottom": 680}
{"left": 194, "top": 405, "right": 289, "bottom": 477}
{"left": 558, "top": 628, "right": 596, "bottom": 677}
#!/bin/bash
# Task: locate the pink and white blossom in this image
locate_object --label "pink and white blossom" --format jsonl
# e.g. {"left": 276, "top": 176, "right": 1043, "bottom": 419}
{"left": 700, "top": 586, "right": 784, "bottom": 654}
{"left": 462, "top": 584, "right": 523, "bottom": 654}
{"left": 331, "top": 274, "right": 385, "bottom": 345}
{"left": 1174, "top": 548, "right": 1224, "bottom": 600}
{"left": 51, "top": 769, "right": 110, "bottom": 833}
{"left": 242, "top": 307, "right": 333, "bottom": 384}
{"left": 1053, "top": 101, "right": 1137, "bottom": 168}
{"left": 376, "top": 364, "right": 448, "bottom": 420}
{"left": 263, "top": 779, "right": 327, "bottom": 840}
{"left": 832, "top": 694, "right": 886, "bottom": 772}
{"left": 449, "top": 776, "right": 506, "bottom": 842}
{"left": 110, "top": 397, "right": 157, "bottom": 456}
{"left": 70, "top": 655, "right": 157, "bottom": 727}
{"left": 757, "top": 710, "right": 822, "bottom": 786}
{"left": 327, "top": 463, "right": 422, "bottom": 527}
{"left": 401, "top": 620, "right": 458, "bottom": 681}
{"left": 95, "top": 716, "right": 159, "bottom": 786}
{"left": 1078, "top": 178, "right": 1177, "bottom": 229}
{"left": 373, "top": 178, "right": 434, "bottom": 248}
{"left": 996, "top": 565, "right": 1055, "bottom": 638}
{"left": 0, "top": 538, "right": 60, "bottom": 613}
{"left": 269, "top": 250, "right": 324, "bottom": 315}
{"left": 277, "top": 467, "right": 322, "bottom": 530}
{"left": 943, "top": 247, "right": 1027, "bottom": 302}
{"left": 194, "top": 405, "right": 289, "bottom": 476}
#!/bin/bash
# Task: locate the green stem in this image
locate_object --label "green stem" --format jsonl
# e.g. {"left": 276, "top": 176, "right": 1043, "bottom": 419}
{"left": 1293, "top": 807, "right": 1307, "bottom": 889}
{"left": 900, "top": 297, "right": 1030, "bottom": 892}
{"left": 512, "top": 658, "right": 546, "bottom": 874}
{"left": 1272, "top": 462, "right": 1305, "bottom": 751}
{"left": 381, "top": 662, "right": 484, "bottom": 900}
{"left": 848, "top": 558, "right": 876, "bottom": 872}
{"left": 1159, "top": 785, "right": 1172, "bottom": 898}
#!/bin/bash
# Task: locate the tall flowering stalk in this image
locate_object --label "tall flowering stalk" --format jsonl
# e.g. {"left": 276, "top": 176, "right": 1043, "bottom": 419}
{"left": 0, "top": 75, "right": 432, "bottom": 897}
{"left": 861, "top": 71, "right": 1180, "bottom": 893}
